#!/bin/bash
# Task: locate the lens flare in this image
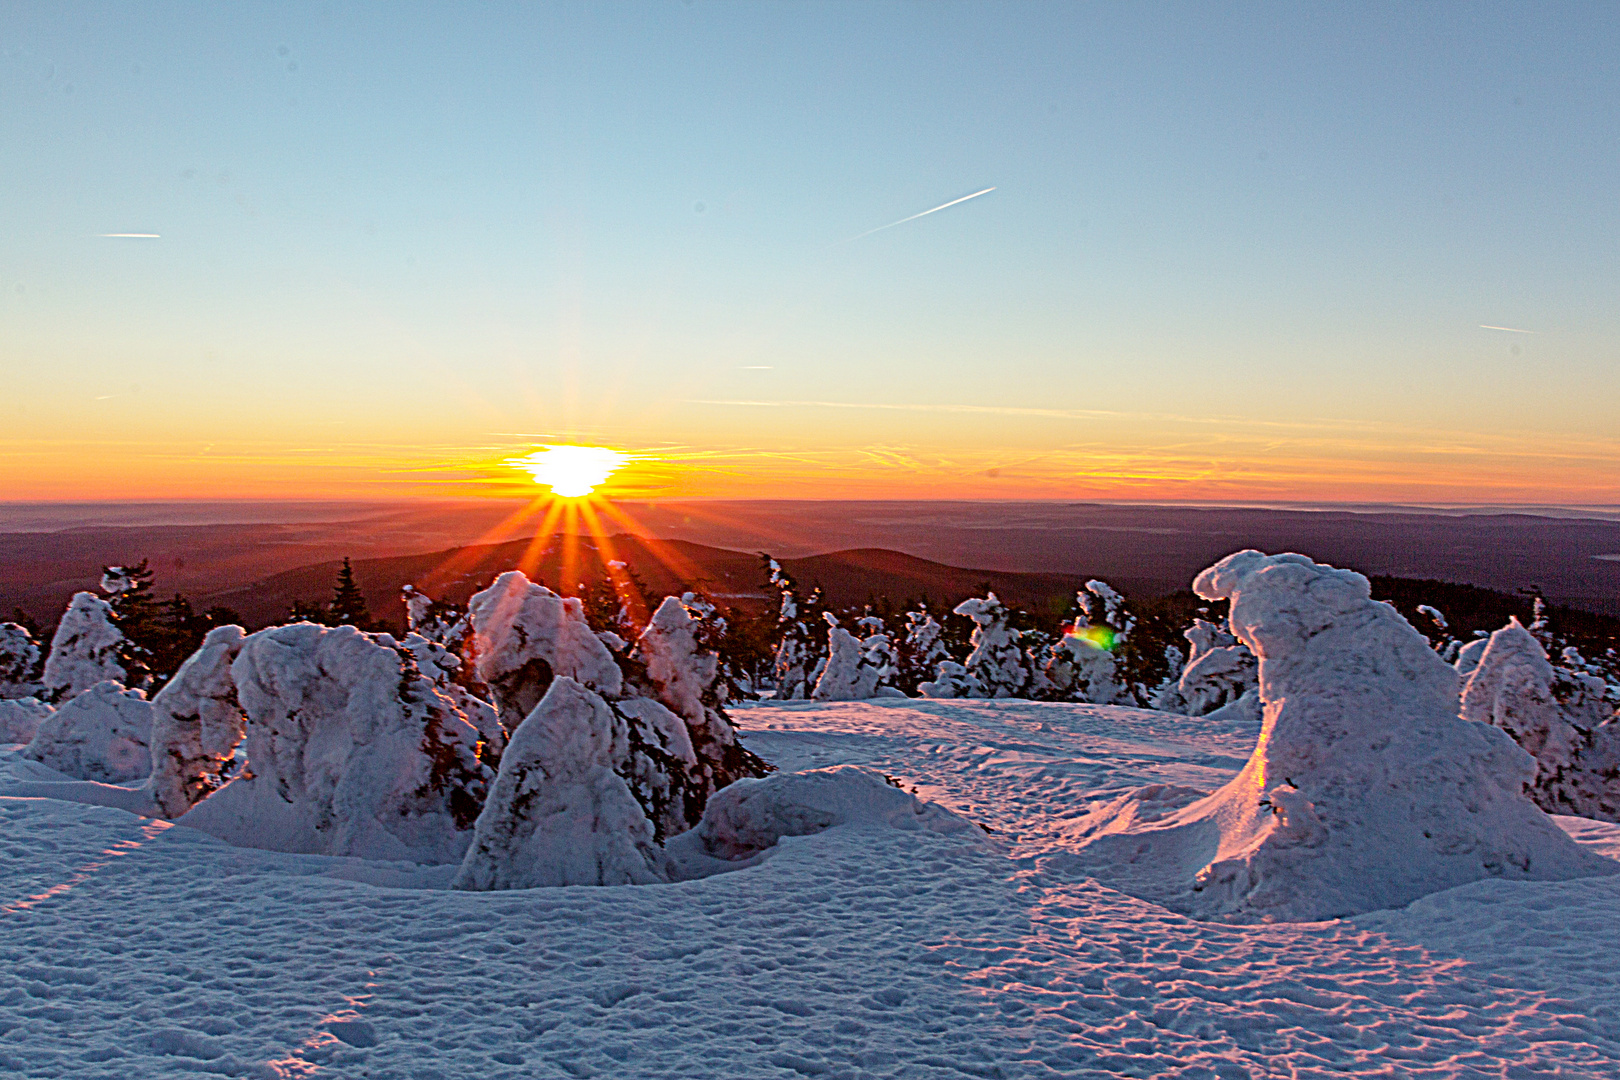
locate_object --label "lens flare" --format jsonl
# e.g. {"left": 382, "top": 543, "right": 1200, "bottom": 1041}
{"left": 513, "top": 445, "right": 628, "bottom": 498}
{"left": 1063, "top": 624, "right": 1116, "bottom": 651}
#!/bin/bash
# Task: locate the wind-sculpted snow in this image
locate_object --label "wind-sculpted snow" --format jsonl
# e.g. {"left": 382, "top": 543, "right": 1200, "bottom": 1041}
{"left": 39, "top": 592, "right": 126, "bottom": 702}
{"left": 6, "top": 696, "right": 1620, "bottom": 1078}
{"left": 467, "top": 571, "right": 623, "bottom": 732}
{"left": 23, "top": 680, "right": 152, "bottom": 783}
{"left": 0, "top": 697, "right": 51, "bottom": 744}
{"left": 145, "top": 625, "right": 247, "bottom": 819}
{"left": 1041, "top": 634, "right": 1121, "bottom": 704}
{"left": 454, "top": 677, "right": 669, "bottom": 889}
{"left": 1461, "top": 618, "right": 1620, "bottom": 823}
{"left": 1058, "top": 550, "right": 1615, "bottom": 921}
{"left": 176, "top": 623, "right": 488, "bottom": 863}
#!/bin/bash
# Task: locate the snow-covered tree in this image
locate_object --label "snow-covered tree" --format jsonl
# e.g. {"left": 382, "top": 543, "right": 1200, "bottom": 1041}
{"left": 812, "top": 612, "right": 899, "bottom": 701}
{"left": 633, "top": 595, "right": 771, "bottom": 813}
{"left": 1460, "top": 618, "right": 1620, "bottom": 823}
{"left": 176, "top": 623, "right": 490, "bottom": 863}
{"left": 1151, "top": 617, "right": 1257, "bottom": 716}
{"left": 24, "top": 680, "right": 153, "bottom": 783}
{"left": 898, "top": 606, "right": 950, "bottom": 696}
{"left": 1065, "top": 550, "right": 1612, "bottom": 922}
{"left": 402, "top": 585, "right": 469, "bottom": 651}
{"left": 453, "top": 677, "right": 670, "bottom": 890}
{"left": 0, "top": 621, "right": 42, "bottom": 700}
{"left": 40, "top": 592, "right": 127, "bottom": 703}
{"left": 0, "top": 697, "right": 52, "bottom": 745}
{"left": 401, "top": 631, "right": 504, "bottom": 766}
{"left": 1042, "top": 632, "right": 1122, "bottom": 703}
{"left": 763, "top": 557, "right": 823, "bottom": 700}
{"left": 917, "top": 660, "right": 979, "bottom": 698}
{"left": 465, "top": 571, "right": 625, "bottom": 733}
{"left": 146, "top": 626, "right": 248, "bottom": 819}
{"left": 952, "top": 593, "right": 1033, "bottom": 698}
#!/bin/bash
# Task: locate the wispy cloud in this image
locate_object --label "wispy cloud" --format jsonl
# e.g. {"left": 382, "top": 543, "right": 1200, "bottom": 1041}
{"left": 96, "top": 233, "right": 161, "bottom": 238}
{"left": 737, "top": 365, "right": 774, "bottom": 370}
{"left": 839, "top": 187, "right": 995, "bottom": 244}
{"left": 1479, "top": 324, "right": 1535, "bottom": 334}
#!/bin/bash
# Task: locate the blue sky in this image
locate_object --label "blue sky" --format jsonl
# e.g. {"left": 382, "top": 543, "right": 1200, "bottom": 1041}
{"left": 3, "top": 2, "right": 1617, "bottom": 501}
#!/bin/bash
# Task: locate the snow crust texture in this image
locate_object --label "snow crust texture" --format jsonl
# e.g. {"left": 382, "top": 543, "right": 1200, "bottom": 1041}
{"left": 22, "top": 680, "right": 152, "bottom": 782}
{"left": 145, "top": 625, "right": 248, "bottom": 819}
{"left": 1461, "top": 618, "right": 1620, "bottom": 823}
{"left": 467, "top": 571, "right": 624, "bottom": 732}
{"left": 1064, "top": 550, "right": 1615, "bottom": 921}
{"left": 39, "top": 592, "right": 126, "bottom": 702}
{"left": 6, "top": 696, "right": 1620, "bottom": 1079}
{"left": 177, "top": 623, "right": 488, "bottom": 864}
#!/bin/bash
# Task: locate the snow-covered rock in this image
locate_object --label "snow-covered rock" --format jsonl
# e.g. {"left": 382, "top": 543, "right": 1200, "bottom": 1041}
{"left": 453, "top": 677, "right": 669, "bottom": 890}
{"left": 145, "top": 626, "right": 248, "bottom": 819}
{"left": 466, "top": 571, "right": 622, "bottom": 732}
{"left": 1062, "top": 550, "right": 1614, "bottom": 922}
{"left": 177, "top": 624, "right": 488, "bottom": 863}
{"left": 40, "top": 593, "right": 127, "bottom": 702}
{"left": 23, "top": 680, "right": 153, "bottom": 783}
{"left": 0, "top": 622, "right": 42, "bottom": 699}
{"left": 1460, "top": 619, "right": 1620, "bottom": 823}
{"left": 0, "top": 697, "right": 53, "bottom": 744}
{"left": 953, "top": 594, "right": 1030, "bottom": 698}
{"left": 666, "top": 766, "right": 983, "bottom": 873}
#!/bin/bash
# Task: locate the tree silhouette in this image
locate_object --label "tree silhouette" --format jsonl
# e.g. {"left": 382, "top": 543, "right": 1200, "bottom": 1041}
{"left": 328, "top": 557, "right": 373, "bottom": 629}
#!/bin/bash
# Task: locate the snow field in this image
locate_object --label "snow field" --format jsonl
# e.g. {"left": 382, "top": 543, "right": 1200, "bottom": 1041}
{"left": 3, "top": 696, "right": 1618, "bottom": 1077}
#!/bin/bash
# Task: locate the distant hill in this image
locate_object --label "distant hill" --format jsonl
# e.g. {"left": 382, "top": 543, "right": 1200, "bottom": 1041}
{"left": 201, "top": 535, "right": 1101, "bottom": 630}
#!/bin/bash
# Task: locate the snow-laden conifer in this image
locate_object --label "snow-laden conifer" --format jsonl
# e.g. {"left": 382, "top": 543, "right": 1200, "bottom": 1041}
{"left": 0, "top": 622, "right": 42, "bottom": 700}
{"left": 40, "top": 593, "right": 127, "bottom": 702}
{"left": 952, "top": 593, "right": 1031, "bottom": 698}
{"left": 1460, "top": 618, "right": 1620, "bottom": 823}
{"left": 176, "top": 624, "right": 489, "bottom": 863}
{"left": 145, "top": 626, "right": 247, "bottom": 819}
{"left": 24, "top": 680, "right": 153, "bottom": 782}
{"left": 1065, "top": 550, "right": 1614, "bottom": 922}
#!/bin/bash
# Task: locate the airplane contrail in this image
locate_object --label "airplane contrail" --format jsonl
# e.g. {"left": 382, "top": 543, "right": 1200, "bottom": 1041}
{"left": 97, "top": 233, "right": 160, "bottom": 238}
{"left": 840, "top": 187, "right": 995, "bottom": 243}
{"left": 1479, "top": 324, "right": 1535, "bottom": 334}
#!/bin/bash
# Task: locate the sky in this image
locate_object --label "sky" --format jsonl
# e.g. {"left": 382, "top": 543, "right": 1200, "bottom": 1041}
{"left": 3, "top": 1, "right": 1617, "bottom": 504}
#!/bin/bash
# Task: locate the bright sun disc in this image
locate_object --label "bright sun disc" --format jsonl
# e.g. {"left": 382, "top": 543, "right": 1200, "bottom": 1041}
{"left": 516, "top": 445, "right": 627, "bottom": 497}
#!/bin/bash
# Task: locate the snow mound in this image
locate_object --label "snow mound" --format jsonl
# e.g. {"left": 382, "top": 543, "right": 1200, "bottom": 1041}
{"left": 1061, "top": 550, "right": 1614, "bottom": 921}
{"left": 40, "top": 592, "right": 126, "bottom": 702}
{"left": 0, "top": 697, "right": 53, "bottom": 744}
{"left": 146, "top": 626, "right": 248, "bottom": 819}
{"left": 1460, "top": 619, "right": 1620, "bottom": 823}
{"left": 23, "top": 680, "right": 153, "bottom": 782}
{"left": 666, "top": 765, "right": 984, "bottom": 870}
{"left": 0, "top": 622, "right": 42, "bottom": 700}
{"left": 467, "top": 571, "right": 623, "bottom": 731}
{"left": 454, "top": 677, "right": 669, "bottom": 889}
{"left": 177, "top": 623, "right": 488, "bottom": 863}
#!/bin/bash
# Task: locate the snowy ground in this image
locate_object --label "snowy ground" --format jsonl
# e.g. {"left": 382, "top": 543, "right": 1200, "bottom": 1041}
{"left": 4, "top": 699, "right": 1620, "bottom": 1079}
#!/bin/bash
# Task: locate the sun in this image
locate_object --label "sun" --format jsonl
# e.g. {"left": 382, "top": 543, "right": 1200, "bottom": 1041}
{"left": 513, "top": 445, "right": 628, "bottom": 498}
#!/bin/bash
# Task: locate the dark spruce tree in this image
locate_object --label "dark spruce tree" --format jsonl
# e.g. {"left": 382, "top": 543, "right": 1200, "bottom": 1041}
{"left": 329, "top": 557, "right": 374, "bottom": 630}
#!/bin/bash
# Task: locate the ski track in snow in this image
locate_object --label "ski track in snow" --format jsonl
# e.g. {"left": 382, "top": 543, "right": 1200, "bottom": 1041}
{"left": 2, "top": 698, "right": 1618, "bottom": 1079}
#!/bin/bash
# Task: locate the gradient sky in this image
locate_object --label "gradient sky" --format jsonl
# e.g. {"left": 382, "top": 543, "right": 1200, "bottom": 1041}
{"left": 3, "top": 2, "right": 1617, "bottom": 503}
